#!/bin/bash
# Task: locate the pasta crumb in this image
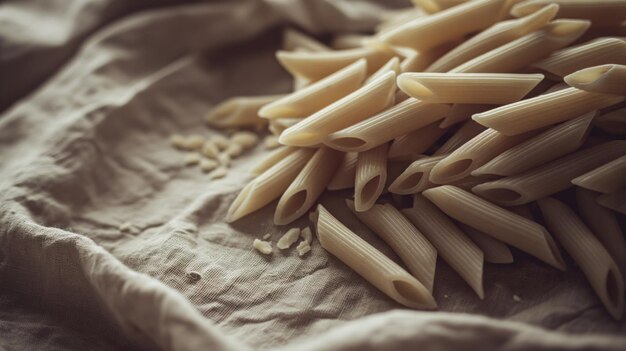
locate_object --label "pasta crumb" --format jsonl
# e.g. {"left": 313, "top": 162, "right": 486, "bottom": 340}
{"left": 200, "top": 158, "right": 218, "bottom": 172}
{"left": 225, "top": 143, "right": 244, "bottom": 157}
{"left": 211, "top": 135, "right": 230, "bottom": 150}
{"left": 301, "top": 227, "right": 313, "bottom": 245}
{"left": 264, "top": 135, "right": 280, "bottom": 149}
{"left": 231, "top": 131, "right": 259, "bottom": 148}
{"left": 202, "top": 141, "right": 220, "bottom": 159}
{"left": 208, "top": 166, "right": 228, "bottom": 180}
{"left": 217, "top": 153, "right": 231, "bottom": 166}
{"left": 118, "top": 222, "right": 140, "bottom": 234}
{"left": 170, "top": 134, "right": 186, "bottom": 149}
{"left": 296, "top": 241, "right": 311, "bottom": 256}
{"left": 513, "top": 295, "right": 521, "bottom": 302}
{"left": 262, "top": 233, "right": 271, "bottom": 240}
{"left": 184, "top": 152, "right": 201, "bottom": 166}
{"left": 186, "top": 134, "right": 205, "bottom": 150}
{"left": 277, "top": 228, "right": 300, "bottom": 249}
{"left": 253, "top": 239, "right": 273, "bottom": 255}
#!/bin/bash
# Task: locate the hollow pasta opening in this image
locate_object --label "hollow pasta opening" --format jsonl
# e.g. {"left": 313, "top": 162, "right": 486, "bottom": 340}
{"left": 440, "top": 158, "right": 473, "bottom": 179}
{"left": 361, "top": 175, "right": 382, "bottom": 204}
{"left": 329, "top": 137, "right": 367, "bottom": 150}
{"left": 566, "top": 66, "right": 611, "bottom": 85}
{"left": 478, "top": 188, "right": 522, "bottom": 203}
{"left": 400, "top": 79, "right": 434, "bottom": 99}
{"left": 280, "top": 190, "right": 308, "bottom": 221}
{"left": 393, "top": 279, "right": 426, "bottom": 304}
{"left": 396, "top": 172, "right": 423, "bottom": 192}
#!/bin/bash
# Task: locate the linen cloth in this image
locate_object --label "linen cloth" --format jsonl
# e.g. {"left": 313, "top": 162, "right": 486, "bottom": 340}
{"left": 0, "top": 1, "right": 625, "bottom": 350}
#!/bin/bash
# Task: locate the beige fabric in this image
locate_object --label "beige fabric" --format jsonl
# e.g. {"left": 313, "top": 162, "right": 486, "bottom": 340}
{"left": 0, "top": 1, "right": 625, "bottom": 350}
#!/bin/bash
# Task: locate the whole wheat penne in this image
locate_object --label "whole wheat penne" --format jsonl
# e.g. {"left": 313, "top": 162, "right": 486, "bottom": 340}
{"left": 594, "top": 107, "right": 626, "bottom": 135}
{"left": 577, "top": 188, "right": 626, "bottom": 282}
{"left": 572, "top": 156, "right": 626, "bottom": 194}
{"left": 269, "top": 118, "right": 304, "bottom": 136}
{"left": 537, "top": 197, "right": 624, "bottom": 320}
{"left": 450, "top": 19, "right": 590, "bottom": 73}
{"left": 388, "top": 121, "right": 448, "bottom": 160}
{"left": 512, "top": 0, "right": 626, "bottom": 27}
{"left": 472, "top": 87, "right": 624, "bottom": 135}
{"left": 597, "top": 189, "right": 626, "bottom": 215}
{"left": 532, "top": 38, "right": 626, "bottom": 79}
{"left": 433, "top": 120, "right": 486, "bottom": 156}
{"left": 206, "top": 95, "right": 285, "bottom": 128}
{"left": 473, "top": 111, "right": 595, "bottom": 176}
{"left": 379, "top": 0, "right": 518, "bottom": 52}
{"left": 328, "top": 152, "right": 358, "bottom": 191}
{"left": 439, "top": 104, "right": 495, "bottom": 128}
{"left": 389, "top": 155, "right": 446, "bottom": 194}
{"left": 355, "top": 144, "right": 389, "bottom": 211}
{"left": 473, "top": 141, "right": 626, "bottom": 206}
{"left": 458, "top": 223, "right": 514, "bottom": 264}
{"left": 251, "top": 146, "right": 298, "bottom": 175}
{"left": 426, "top": 4, "right": 559, "bottom": 72}
{"left": 366, "top": 57, "right": 401, "bottom": 84}
{"left": 259, "top": 59, "right": 367, "bottom": 119}
{"left": 430, "top": 128, "right": 533, "bottom": 183}
{"left": 413, "top": 0, "right": 471, "bottom": 13}
{"left": 314, "top": 204, "right": 437, "bottom": 309}
{"left": 423, "top": 185, "right": 565, "bottom": 270}
{"left": 397, "top": 73, "right": 544, "bottom": 104}
{"left": 227, "top": 148, "right": 315, "bottom": 222}
{"left": 403, "top": 195, "right": 485, "bottom": 298}
{"left": 279, "top": 71, "right": 397, "bottom": 147}
{"left": 332, "top": 33, "right": 371, "bottom": 49}
{"left": 276, "top": 47, "right": 394, "bottom": 81}
{"left": 347, "top": 200, "right": 438, "bottom": 292}
{"left": 283, "top": 28, "right": 331, "bottom": 52}
{"left": 565, "top": 64, "right": 626, "bottom": 95}
{"left": 325, "top": 99, "right": 450, "bottom": 152}
{"left": 274, "top": 147, "right": 342, "bottom": 225}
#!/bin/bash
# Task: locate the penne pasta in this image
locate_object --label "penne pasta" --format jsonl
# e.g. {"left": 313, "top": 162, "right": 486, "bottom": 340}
{"left": 413, "top": 0, "right": 471, "bottom": 14}
{"left": 276, "top": 47, "right": 394, "bottom": 81}
{"left": 597, "top": 189, "right": 626, "bottom": 215}
{"left": 389, "top": 155, "right": 446, "bottom": 194}
{"left": 226, "top": 148, "right": 315, "bottom": 222}
{"left": 450, "top": 19, "right": 590, "bottom": 74}
{"left": 537, "top": 197, "right": 624, "bottom": 320}
{"left": 327, "top": 152, "right": 358, "bottom": 191}
{"left": 274, "top": 147, "right": 342, "bottom": 225}
{"left": 565, "top": 64, "right": 626, "bottom": 95}
{"left": 268, "top": 118, "right": 303, "bottom": 136}
{"left": 314, "top": 204, "right": 437, "bottom": 309}
{"left": 458, "top": 223, "right": 514, "bottom": 264}
{"left": 377, "top": 7, "right": 428, "bottom": 34}
{"left": 397, "top": 73, "right": 544, "bottom": 104}
{"left": 473, "top": 111, "right": 595, "bottom": 176}
{"left": 473, "top": 141, "right": 626, "bottom": 206}
{"left": 472, "top": 87, "right": 625, "bottom": 135}
{"left": 572, "top": 155, "right": 626, "bottom": 194}
{"left": 325, "top": 99, "right": 450, "bottom": 152}
{"left": 531, "top": 37, "right": 626, "bottom": 79}
{"left": 206, "top": 95, "right": 285, "bottom": 128}
{"left": 259, "top": 59, "right": 367, "bottom": 119}
{"left": 512, "top": 0, "right": 626, "bottom": 27}
{"left": 251, "top": 146, "right": 297, "bottom": 175}
{"left": 283, "top": 28, "right": 331, "bottom": 52}
{"left": 403, "top": 195, "right": 485, "bottom": 298}
{"left": 439, "top": 104, "right": 494, "bottom": 128}
{"left": 594, "top": 107, "right": 626, "bottom": 135}
{"left": 366, "top": 57, "right": 401, "bottom": 84}
{"left": 388, "top": 121, "right": 448, "bottom": 160}
{"left": 332, "top": 33, "right": 371, "bottom": 50}
{"left": 430, "top": 128, "right": 533, "bottom": 183}
{"left": 426, "top": 4, "right": 559, "bottom": 72}
{"left": 347, "top": 200, "right": 438, "bottom": 292}
{"left": 576, "top": 188, "right": 626, "bottom": 282}
{"left": 354, "top": 143, "right": 388, "bottom": 212}
{"left": 433, "top": 120, "right": 486, "bottom": 156}
{"left": 422, "top": 185, "right": 565, "bottom": 270}
{"left": 379, "top": 0, "right": 518, "bottom": 52}
{"left": 279, "top": 71, "right": 397, "bottom": 147}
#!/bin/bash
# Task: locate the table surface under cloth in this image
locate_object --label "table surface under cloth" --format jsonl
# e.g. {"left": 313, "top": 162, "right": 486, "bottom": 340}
{"left": 0, "top": 1, "right": 625, "bottom": 350}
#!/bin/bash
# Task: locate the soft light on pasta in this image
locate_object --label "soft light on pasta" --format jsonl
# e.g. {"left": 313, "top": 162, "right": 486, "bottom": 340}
{"left": 439, "top": 104, "right": 494, "bottom": 128}
{"left": 458, "top": 223, "right": 514, "bottom": 264}
{"left": 572, "top": 155, "right": 626, "bottom": 194}
{"left": 354, "top": 143, "right": 389, "bottom": 212}
{"left": 389, "top": 155, "right": 446, "bottom": 194}
{"left": 328, "top": 152, "right": 358, "bottom": 191}
{"left": 433, "top": 120, "right": 486, "bottom": 156}
{"left": 594, "top": 107, "right": 626, "bottom": 136}
{"left": 412, "top": 0, "right": 471, "bottom": 14}
{"left": 512, "top": 0, "right": 626, "bottom": 27}
{"left": 251, "top": 146, "right": 297, "bottom": 175}
{"left": 565, "top": 64, "right": 626, "bottom": 95}
{"left": 388, "top": 121, "right": 448, "bottom": 160}
{"left": 283, "top": 28, "right": 331, "bottom": 52}
{"left": 597, "top": 189, "right": 626, "bottom": 215}
{"left": 206, "top": 95, "right": 285, "bottom": 128}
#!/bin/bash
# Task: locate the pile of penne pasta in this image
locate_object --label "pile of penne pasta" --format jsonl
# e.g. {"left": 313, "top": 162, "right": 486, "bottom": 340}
{"left": 206, "top": 0, "right": 626, "bottom": 320}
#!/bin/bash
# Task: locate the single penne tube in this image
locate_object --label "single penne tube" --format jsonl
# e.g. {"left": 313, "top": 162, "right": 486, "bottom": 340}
{"left": 324, "top": 99, "right": 450, "bottom": 152}
{"left": 346, "top": 200, "right": 438, "bottom": 292}
{"left": 251, "top": 146, "right": 297, "bottom": 175}
{"left": 422, "top": 185, "right": 565, "bottom": 270}
{"left": 389, "top": 155, "right": 446, "bottom": 195}
{"left": 597, "top": 189, "right": 626, "bottom": 215}
{"left": 413, "top": 0, "right": 471, "bottom": 13}
{"left": 594, "top": 107, "right": 626, "bottom": 136}
{"left": 328, "top": 152, "right": 358, "bottom": 191}
{"left": 450, "top": 174, "right": 501, "bottom": 191}
{"left": 377, "top": 7, "right": 427, "bottom": 34}
{"left": 283, "top": 28, "right": 331, "bottom": 52}
{"left": 439, "top": 104, "right": 494, "bottom": 128}
{"left": 226, "top": 148, "right": 315, "bottom": 222}
{"left": 274, "top": 147, "right": 342, "bottom": 225}
{"left": 354, "top": 143, "right": 388, "bottom": 212}
{"left": 472, "top": 141, "right": 626, "bottom": 206}
{"left": 433, "top": 120, "right": 486, "bottom": 156}
{"left": 565, "top": 64, "right": 626, "bottom": 95}
{"left": 426, "top": 4, "right": 559, "bottom": 72}
{"left": 450, "top": 19, "right": 590, "bottom": 73}
{"left": 279, "top": 71, "right": 397, "bottom": 147}
{"left": 314, "top": 204, "right": 437, "bottom": 309}
{"left": 472, "top": 87, "right": 625, "bottom": 135}
{"left": 531, "top": 38, "right": 626, "bottom": 79}
{"left": 457, "top": 222, "right": 514, "bottom": 264}
{"left": 473, "top": 111, "right": 595, "bottom": 176}
{"left": 332, "top": 33, "right": 371, "bottom": 50}
{"left": 276, "top": 47, "right": 394, "bottom": 81}
{"left": 378, "top": 0, "right": 518, "bottom": 52}
{"left": 397, "top": 73, "right": 544, "bottom": 104}
{"left": 537, "top": 197, "right": 624, "bottom": 320}
{"left": 512, "top": 0, "right": 626, "bottom": 27}
{"left": 366, "top": 57, "right": 401, "bottom": 84}
{"left": 390, "top": 44, "right": 454, "bottom": 73}
{"left": 268, "top": 118, "right": 303, "bottom": 136}
{"left": 577, "top": 188, "right": 626, "bottom": 282}
{"left": 388, "top": 121, "right": 448, "bottom": 160}
{"left": 403, "top": 195, "right": 485, "bottom": 298}
{"left": 259, "top": 59, "right": 367, "bottom": 119}
{"left": 430, "top": 128, "right": 533, "bottom": 183}
{"left": 572, "top": 155, "right": 626, "bottom": 194}
{"left": 205, "top": 95, "right": 285, "bottom": 128}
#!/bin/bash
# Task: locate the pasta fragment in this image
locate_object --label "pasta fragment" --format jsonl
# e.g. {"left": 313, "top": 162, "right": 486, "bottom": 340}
{"left": 327, "top": 152, "right": 358, "bottom": 191}
{"left": 572, "top": 155, "right": 626, "bottom": 194}
{"left": 277, "top": 228, "right": 301, "bottom": 249}
{"left": 354, "top": 144, "right": 388, "bottom": 212}
{"left": 206, "top": 95, "right": 284, "bottom": 128}
{"left": 315, "top": 204, "right": 437, "bottom": 309}
{"left": 458, "top": 223, "right": 513, "bottom": 264}
{"left": 565, "top": 64, "right": 626, "bottom": 95}
{"left": 512, "top": 0, "right": 626, "bottom": 27}
{"left": 389, "top": 155, "right": 446, "bottom": 194}
{"left": 388, "top": 121, "right": 448, "bottom": 160}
